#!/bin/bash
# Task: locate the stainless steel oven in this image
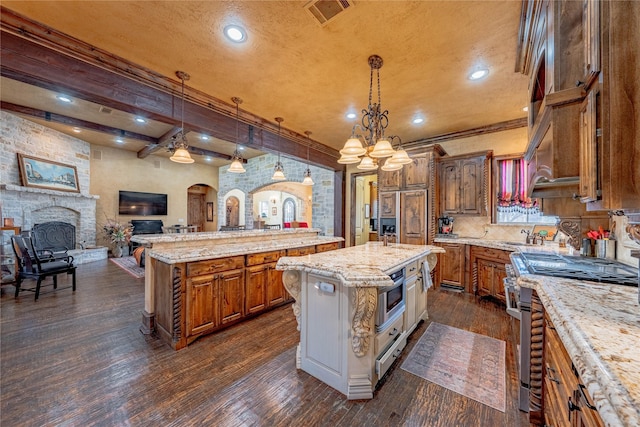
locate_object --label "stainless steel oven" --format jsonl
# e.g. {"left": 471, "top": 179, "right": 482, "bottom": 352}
{"left": 376, "top": 268, "right": 405, "bottom": 333}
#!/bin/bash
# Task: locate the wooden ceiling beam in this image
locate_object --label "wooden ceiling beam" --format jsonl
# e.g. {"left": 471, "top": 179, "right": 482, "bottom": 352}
{"left": 137, "top": 126, "right": 181, "bottom": 158}
{"left": 0, "top": 101, "right": 158, "bottom": 143}
{"left": 0, "top": 11, "right": 341, "bottom": 169}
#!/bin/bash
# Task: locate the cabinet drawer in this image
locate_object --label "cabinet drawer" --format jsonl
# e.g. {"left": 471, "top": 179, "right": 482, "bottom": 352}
{"left": 246, "top": 250, "right": 285, "bottom": 266}
{"left": 472, "top": 247, "right": 511, "bottom": 263}
{"left": 287, "top": 246, "right": 316, "bottom": 256}
{"left": 375, "top": 313, "right": 404, "bottom": 356}
{"left": 187, "top": 256, "right": 245, "bottom": 276}
{"left": 405, "top": 260, "right": 420, "bottom": 278}
{"left": 316, "top": 242, "right": 340, "bottom": 253}
{"left": 376, "top": 333, "right": 407, "bottom": 379}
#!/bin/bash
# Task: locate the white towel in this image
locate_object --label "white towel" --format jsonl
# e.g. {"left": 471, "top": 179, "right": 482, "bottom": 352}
{"left": 421, "top": 261, "right": 433, "bottom": 292}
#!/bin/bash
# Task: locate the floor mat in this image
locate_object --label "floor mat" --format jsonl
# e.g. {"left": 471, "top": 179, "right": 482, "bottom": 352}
{"left": 110, "top": 256, "right": 145, "bottom": 279}
{"left": 401, "top": 322, "right": 506, "bottom": 412}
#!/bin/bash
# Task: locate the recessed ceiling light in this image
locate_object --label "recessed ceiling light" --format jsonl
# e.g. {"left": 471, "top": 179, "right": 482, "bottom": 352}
{"left": 200, "top": 135, "right": 210, "bottom": 141}
{"left": 72, "top": 127, "right": 82, "bottom": 133}
{"left": 115, "top": 138, "right": 125, "bottom": 144}
{"left": 346, "top": 112, "right": 357, "bottom": 120}
{"left": 522, "top": 106, "right": 529, "bottom": 112}
{"left": 238, "top": 146, "right": 244, "bottom": 151}
{"left": 134, "top": 117, "right": 146, "bottom": 123}
{"left": 56, "top": 95, "right": 72, "bottom": 103}
{"left": 469, "top": 69, "right": 489, "bottom": 80}
{"left": 224, "top": 25, "right": 247, "bottom": 43}
{"left": 412, "top": 117, "right": 424, "bottom": 125}
{"left": 204, "top": 156, "right": 212, "bottom": 162}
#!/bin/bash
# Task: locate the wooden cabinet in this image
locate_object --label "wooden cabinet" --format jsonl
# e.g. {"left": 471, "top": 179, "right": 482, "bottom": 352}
{"left": 245, "top": 264, "right": 268, "bottom": 315}
{"left": 435, "top": 242, "right": 465, "bottom": 291}
{"left": 543, "top": 313, "right": 603, "bottom": 427}
{"left": 316, "top": 242, "right": 341, "bottom": 253}
{"left": 400, "top": 190, "right": 426, "bottom": 245}
{"left": 287, "top": 245, "right": 316, "bottom": 256}
{"left": 438, "top": 152, "right": 489, "bottom": 216}
{"left": 579, "top": 88, "right": 599, "bottom": 203}
{"left": 379, "top": 192, "right": 396, "bottom": 218}
{"left": 219, "top": 269, "right": 245, "bottom": 324}
{"left": 186, "top": 274, "right": 219, "bottom": 336}
{"left": 470, "top": 246, "right": 510, "bottom": 303}
{"left": 402, "top": 154, "right": 429, "bottom": 189}
{"left": 378, "top": 168, "right": 400, "bottom": 191}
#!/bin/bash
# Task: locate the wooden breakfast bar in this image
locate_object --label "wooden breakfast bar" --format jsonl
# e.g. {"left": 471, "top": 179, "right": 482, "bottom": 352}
{"left": 131, "top": 228, "right": 343, "bottom": 350}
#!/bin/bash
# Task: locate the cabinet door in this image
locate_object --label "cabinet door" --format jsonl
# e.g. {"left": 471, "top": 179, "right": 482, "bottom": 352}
{"left": 266, "top": 263, "right": 287, "bottom": 306}
{"left": 437, "top": 243, "right": 464, "bottom": 289}
{"left": 579, "top": 89, "right": 599, "bottom": 203}
{"left": 220, "top": 269, "right": 245, "bottom": 324}
{"left": 379, "top": 192, "right": 397, "bottom": 218}
{"left": 476, "top": 258, "right": 494, "bottom": 298}
{"left": 440, "top": 162, "right": 460, "bottom": 214}
{"left": 460, "top": 157, "right": 484, "bottom": 215}
{"left": 246, "top": 265, "right": 267, "bottom": 314}
{"left": 493, "top": 264, "right": 507, "bottom": 303}
{"left": 404, "top": 277, "right": 417, "bottom": 332}
{"left": 400, "top": 190, "right": 426, "bottom": 245}
{"left": 378, "top": 168, "right": 400, "bottom": 191}
{"left": 186, "top": 274, "right": 219, "bottom": 336}
{"left": 403, "top": 154, "right": 429, "bottom": 189}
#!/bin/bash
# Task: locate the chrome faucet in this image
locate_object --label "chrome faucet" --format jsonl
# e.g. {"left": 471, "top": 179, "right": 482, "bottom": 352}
{"left": 521, "top": 229, "right": 532, "bottom": 245}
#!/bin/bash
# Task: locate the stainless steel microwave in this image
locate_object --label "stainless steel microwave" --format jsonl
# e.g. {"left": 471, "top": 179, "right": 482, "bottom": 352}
{"left": 376, "top": 268, "right": 405, "bottom": 333}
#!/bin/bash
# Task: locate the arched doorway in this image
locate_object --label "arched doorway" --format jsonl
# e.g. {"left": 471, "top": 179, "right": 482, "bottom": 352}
{"left": 226, "top": 196, "right": 240, "bottom": 227}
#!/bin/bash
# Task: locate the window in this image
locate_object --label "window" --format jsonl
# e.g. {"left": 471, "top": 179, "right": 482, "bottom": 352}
{"left": 283, "top": 198, "right": 296, "bottom": 223}
{"left": 495, "top": 157, "right": 555, "bottom": 224}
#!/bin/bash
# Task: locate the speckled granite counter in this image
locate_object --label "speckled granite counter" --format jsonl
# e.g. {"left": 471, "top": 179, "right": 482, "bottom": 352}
{"left": 434, "top": 236, "right": 571, "bottom": 255}
{"left": 514, "top": 270, "right": 639, "bottom": 426}
{"left": 276, "top": 242, "right": 444, "bottom": 287}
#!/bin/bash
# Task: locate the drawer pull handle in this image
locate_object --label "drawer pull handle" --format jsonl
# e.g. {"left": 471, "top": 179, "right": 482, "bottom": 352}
{"left": 392, "top": 348, "right": 402, "bottom": 359}
{"left": 578, "top": 384, "right": 597, "bottom": 410}
{"left": 546, "top": 365, "right": 561, "bottom": 384}
{"left": 389, "top": 327, "right": 398, "bottom": 336}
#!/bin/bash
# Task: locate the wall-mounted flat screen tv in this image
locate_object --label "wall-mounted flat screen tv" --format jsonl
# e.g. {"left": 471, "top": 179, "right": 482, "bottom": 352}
{"left": 118, "top": 191, "right": 168, "bottom": 216}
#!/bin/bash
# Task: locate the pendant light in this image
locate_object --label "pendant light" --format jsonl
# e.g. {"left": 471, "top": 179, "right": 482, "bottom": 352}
{"left": 301, "top": 131, "right": 314, "bottom": 185}
{"left": 272, "top": 117, "right": 286, "bottom": 180}
{"left": 170, "top": 71, "right": 195, "bottom": 164}
{"left": 228, "top": 97, "right": 246, "bottom": 173}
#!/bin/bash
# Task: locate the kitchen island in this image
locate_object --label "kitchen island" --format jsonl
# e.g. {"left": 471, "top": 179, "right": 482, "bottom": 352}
{"left": 276, "top": 242, "right": 445, "bottom": 399}
{"left": 131, "top": 228, "right": 343, "bottom": 349}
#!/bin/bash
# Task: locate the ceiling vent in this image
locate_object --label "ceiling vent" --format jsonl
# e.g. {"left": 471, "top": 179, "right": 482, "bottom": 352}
{"left": 304, "top": 0, "right": 354, "bottom": 27}
{"left": 99, "top": 106, "right": 112, "bottom": 114}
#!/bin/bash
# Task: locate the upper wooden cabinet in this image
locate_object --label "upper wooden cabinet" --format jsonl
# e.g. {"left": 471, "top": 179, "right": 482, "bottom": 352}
{"left": 378, "top": 168, "right": 400, "bottom": 192}
{"left": 378, "top": 153, "right": 430, "bottom": 191}
{"left": 437, "top": 152, "right": 491, "bottom": 216}
{"left": 399, "top": 190, "right": 426, "bottom": 245}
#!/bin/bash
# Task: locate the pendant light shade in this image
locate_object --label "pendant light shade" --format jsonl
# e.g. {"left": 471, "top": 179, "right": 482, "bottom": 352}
{"left": 369, "top": 138, "right": 395, "bottom": 158}
{"left": 337, "top": 153, "right": 361, "bottom": 164}
{"left": 170, "top": 71, "right": 194, "bottom": 164}
{"left": 228, "top": 97, "right": 246, "bottom": 173}
{"left": 381, "top": 158, "right": 403, "bottom": 171}
{"left": 272, "top": 117, "right": 287, "bottom": 180}
{"left": 388, "top": 147, "right": 412, "bottom": 165}
{"left": 340, "top": 137, "right": 367, "bottom": 156}
{"left": 301, "top": 131, "right": 314, "bottom": 186}
{"left": 357, "top": 155, "right": 378, "bottom": 170}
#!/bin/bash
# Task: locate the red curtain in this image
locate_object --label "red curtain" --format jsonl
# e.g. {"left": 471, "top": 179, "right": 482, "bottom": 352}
{"left": 497, "top": 159, "right": 538, "bottom": 212}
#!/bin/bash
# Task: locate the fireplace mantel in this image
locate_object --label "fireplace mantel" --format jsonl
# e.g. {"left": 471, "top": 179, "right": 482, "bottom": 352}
{"left": 1, "top": 184, "right": 100, "bottom": 200}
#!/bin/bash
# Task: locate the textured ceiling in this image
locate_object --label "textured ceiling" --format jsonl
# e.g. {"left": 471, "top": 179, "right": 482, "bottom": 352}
{"left": 1, "top": 0, "right": 530, "bottom": 163}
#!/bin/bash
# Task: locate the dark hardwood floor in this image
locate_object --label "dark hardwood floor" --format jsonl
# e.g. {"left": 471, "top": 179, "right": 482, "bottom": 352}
{"left": 1, "top": 259, "right": 528, "bottom": 426}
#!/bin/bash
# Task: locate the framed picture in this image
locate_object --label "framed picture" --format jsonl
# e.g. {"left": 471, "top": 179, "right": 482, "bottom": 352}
{"left": 206, "top": 202, "right": 214, "bottom": 222}
{"left": 271, "top": 207, "right": 277, "bottom": 216}
{"left": 17, "top": 154, "right": 80, "bottom": 193}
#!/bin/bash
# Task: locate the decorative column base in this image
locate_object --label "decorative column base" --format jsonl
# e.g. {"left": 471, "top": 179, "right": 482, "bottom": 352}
{"left": 139, "top": 310, "right": 154, "bottom": 335}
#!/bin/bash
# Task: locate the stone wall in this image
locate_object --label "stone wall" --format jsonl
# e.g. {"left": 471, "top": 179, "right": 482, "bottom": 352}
{"left": 219, "top": 154, "right": 336, "bottom": 236}
{"left": 1, "top": 111, "right": 97, "bottom": 246}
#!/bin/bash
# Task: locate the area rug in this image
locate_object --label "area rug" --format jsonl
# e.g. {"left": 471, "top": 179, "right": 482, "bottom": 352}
{"left": 401, "top": 322, "right": 506, "bottom": 412}
{"left": 110, "top": 256, "right": 145, "bottom": 279}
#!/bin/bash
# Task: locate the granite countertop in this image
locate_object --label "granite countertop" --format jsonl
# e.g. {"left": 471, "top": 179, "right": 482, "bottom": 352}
{"left": 515, "top": 272, "right": 639, "bottom": 426}
{"left": 148, "top": 235, "right": 343, "bottom": 264}
{"left": 276, "top": 242, "right": 445, "bottom": 287}
{"left": 131, "top": 228, "right": 323, "bottom": 245}
{"left": 434, "top": 236, "right": 572, "bottom": 255}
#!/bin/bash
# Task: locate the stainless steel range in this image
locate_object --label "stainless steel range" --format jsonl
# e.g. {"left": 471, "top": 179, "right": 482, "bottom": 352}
{"left": 512, "top": 252, "right": 639, "bottom": 286}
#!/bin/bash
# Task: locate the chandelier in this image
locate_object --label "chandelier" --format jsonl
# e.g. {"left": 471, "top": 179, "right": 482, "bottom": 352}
{"left": 228, "top": 97, "right": 246, "bottom": 173}
{"left": 338, "top": 55, "right": 411, "bottom": 170}
{"left": 170, "top": 71, "right": 195, "bottom": 164}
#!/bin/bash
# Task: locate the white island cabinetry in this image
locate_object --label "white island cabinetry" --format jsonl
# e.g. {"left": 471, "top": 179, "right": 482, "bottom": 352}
{"left": 276, "top": 242, "right": 444, "bottom": 400}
